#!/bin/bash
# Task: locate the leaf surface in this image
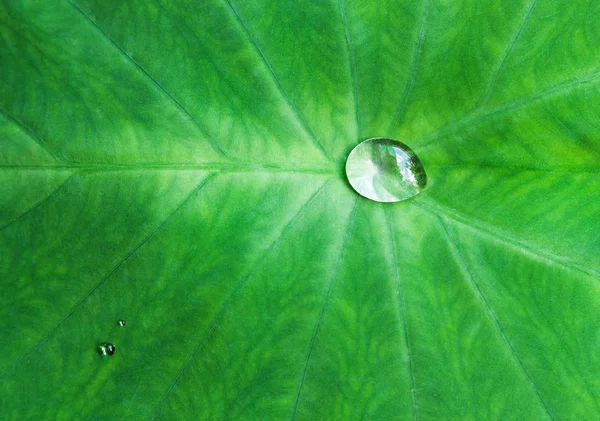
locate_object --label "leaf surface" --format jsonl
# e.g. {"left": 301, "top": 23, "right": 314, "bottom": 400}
{"left": 1, "top": 0, "right": 599, "bottom": 420}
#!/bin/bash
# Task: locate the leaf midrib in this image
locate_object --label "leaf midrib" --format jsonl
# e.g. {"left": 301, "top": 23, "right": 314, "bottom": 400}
{"left": 0, "top": 163, "right": 337, "bottom": 174}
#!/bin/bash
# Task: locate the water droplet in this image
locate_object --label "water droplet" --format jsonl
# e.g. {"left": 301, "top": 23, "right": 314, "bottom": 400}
{"left": 345, "top": 138, "right": 427, "bottom": 203}
{"left": 99, "top": 343, "right": 116, "bottom": 356}
{"left": 118, "top": 319, "right": 127, "bottom": 327}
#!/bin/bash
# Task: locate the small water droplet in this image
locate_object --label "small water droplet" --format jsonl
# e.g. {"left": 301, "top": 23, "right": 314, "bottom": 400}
{"left": 118, "top": 319, "right": 127, "bottom": 327}
{"left": 345, "top": 138, "right": 427, "bottom": 203}
{"left": 99, "top": 343, "right": 116, "bottom": 356}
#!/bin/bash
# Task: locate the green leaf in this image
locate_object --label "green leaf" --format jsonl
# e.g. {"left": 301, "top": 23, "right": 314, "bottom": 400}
{"left": 1, "top": 0, "right": 599, "bottom": 419}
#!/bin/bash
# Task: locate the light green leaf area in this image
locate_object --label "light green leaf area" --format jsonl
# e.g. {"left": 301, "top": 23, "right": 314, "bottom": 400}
{"left": 1, "top": 0, "right": 599, "bottom": 420}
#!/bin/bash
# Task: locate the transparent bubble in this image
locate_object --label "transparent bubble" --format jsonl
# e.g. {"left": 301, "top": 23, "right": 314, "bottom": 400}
{"left": 99, "top": 343, "right": 116, "bottom": 356}
{"left": 345, "top": 138, "right": 427, "bottom": 203}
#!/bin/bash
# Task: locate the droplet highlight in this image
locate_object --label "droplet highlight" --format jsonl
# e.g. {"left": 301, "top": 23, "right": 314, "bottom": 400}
{"left": 99, "top": 343, "right": 116, "bottom": 356}
{"left": 118, "top": 319, "right": 127, "bottom": 327}
{"left": 345, "top": 137, "right": 427, "bottom": 203}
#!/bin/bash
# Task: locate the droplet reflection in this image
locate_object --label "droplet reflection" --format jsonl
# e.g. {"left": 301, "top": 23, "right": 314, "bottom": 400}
{"left": 345, "top": 138, "right": 427, "bottom": 203}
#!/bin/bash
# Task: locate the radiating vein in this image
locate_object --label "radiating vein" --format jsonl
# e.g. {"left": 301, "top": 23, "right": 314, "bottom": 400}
{"left": 420, "top": 199, "right": 599, "bottom": 278}
{"left": 387, "top": 0, "right": 430, "bottom": 136}
{"left": 0, "top": 173, "right": 74, "bottom": 231}
{"left": 148, "top": 180, "right": 331, "bottom": 421}
{"left": 338, "top": 0, "right": 361, "bottom": 141}
{"left": 384, "top": 208, "right": 418, "bottom": 421}
{"left": 416, "top": 70, "right": 600, "bottom": 151}
{"left": 290, "top": 198, "right": 358, "bottom": 421}
{"left": 0, "top": 173, "right": 217, "bottom": 380}
{"left": 436, "top": 215, "right": 555, "bottom": 421}
{"left": 475, "top": 0, "right": 538, "bottom": 110}
{"left": 547, "top": 108, "right": 599, "bottom": 153}
{"left": 68, "top": 0, "right": 230, "bottom": 160}
{"left": 223, "top": 0, "right": 334, "bottom": 162}
{"left": 0, "top": 107, "right": 67, "bottom": 164}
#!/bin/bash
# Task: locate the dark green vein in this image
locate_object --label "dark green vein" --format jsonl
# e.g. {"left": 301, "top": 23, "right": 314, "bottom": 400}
{"left": 415, "top": 70, "right": 600, "bottom": 150}
{"left": 436, "top": 215, "right": 555, "bottom": 421}
{"left": 338, "top": 0, "right": 361, "bottom": 141}
{"left": 475, "top": 0, "right": 538, "bottom": 110}
{"left": 0, "top": 173, "right": 74, "bottom": 231}
{"left": 384, "top": 208, "right": 418, "bottom": 421}
{"left": 421, "top": 199, "right": 599, "bottom": 278}
{"left": 387, "top": 0, "right": 430, "bottom": 136}
{"left": 547, "top": 108, "right": 599, "bottom": 154}
{"left": 67, "top": 0, "right": 230, "bottom": 160}
{"left": 148, "top": 180, "right": 331, "bottom": 421}
{"left": 0, "top": 107, "right": 68, "bottom": 164}
{"left": 290, "top": 197, "right": 358, "bottom": 421}
{"left": 223, "top": 0, "right": 334, "bottom": 162}
{"left": 154, "top": 1, "right": 249, "bottom": 91}
{"left": 0, "top": 173, "right": 217, "bottom": 380}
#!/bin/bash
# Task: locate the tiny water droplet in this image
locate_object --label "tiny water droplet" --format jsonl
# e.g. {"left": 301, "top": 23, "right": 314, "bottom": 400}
{"left": 118, "top": 319, "right": 127, "bottom": 327}
{"left": 345, "top": 138, "right": 427, "bottom": 203}
{"left": 99, "top": 343, "right": 116, "bottom": 356}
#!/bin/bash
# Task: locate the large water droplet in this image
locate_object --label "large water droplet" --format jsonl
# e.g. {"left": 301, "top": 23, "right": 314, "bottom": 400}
{"left": 345, "top": 138, "right": 427, "bottom": 203}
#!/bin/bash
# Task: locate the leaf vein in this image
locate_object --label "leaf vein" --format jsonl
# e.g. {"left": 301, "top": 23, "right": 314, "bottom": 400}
{"left": 436, "top": 215, "right": 555, "bottom": 421}
{"left": 475, "top": 0, "right": 538, "bottom": 110}
{"left": 426, "top": 163, "right": 600, "bottom": 174}
{"left": 223, "top": 0, "right": 334, "bottom": 162}
{"left": 384, "top": 208, "right": 419, "bottom": 421}
{"left": 422, "top": 199, "right": 599, "bottom": 278}
{"left": 416, "top": 70, "right": 600, "bottom": 151}
{"left": 388, "top": 0, "right": 430, "bottom": 136}
{"left": 0, "top": 173, "right": 74, "bottom": 231}
{"left": 547, "top": 108, "right": 599, "bottom": 154}
{"left": 338, "top": 0, "right": 362, "bottom": 140}
{"left": 67, "top": 0, "right": 230, "bottom": 160}
{"left": 0, "top": 163, "right": 336, "bottom": 174}
{"left": 0, "top": 107, "right": 68, "bottom": 164}
{"left": 290, "top": 198, "right": 358, "bottom": 420}
{"left": 148, "top": 180, "right": 331, "bottom": 421}
{"left": 0, "top": 173, "right": 218, "bottom": 380}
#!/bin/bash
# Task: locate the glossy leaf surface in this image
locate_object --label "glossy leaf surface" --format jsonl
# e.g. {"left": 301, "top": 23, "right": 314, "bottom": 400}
{"left": 1, "top": 0, "right": 599, "bottom": 419}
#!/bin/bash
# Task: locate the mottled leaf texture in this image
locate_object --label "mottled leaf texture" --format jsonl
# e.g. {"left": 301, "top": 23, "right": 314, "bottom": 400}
{"left": 1, "top": 0, "right": 599, "bottom": 420}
